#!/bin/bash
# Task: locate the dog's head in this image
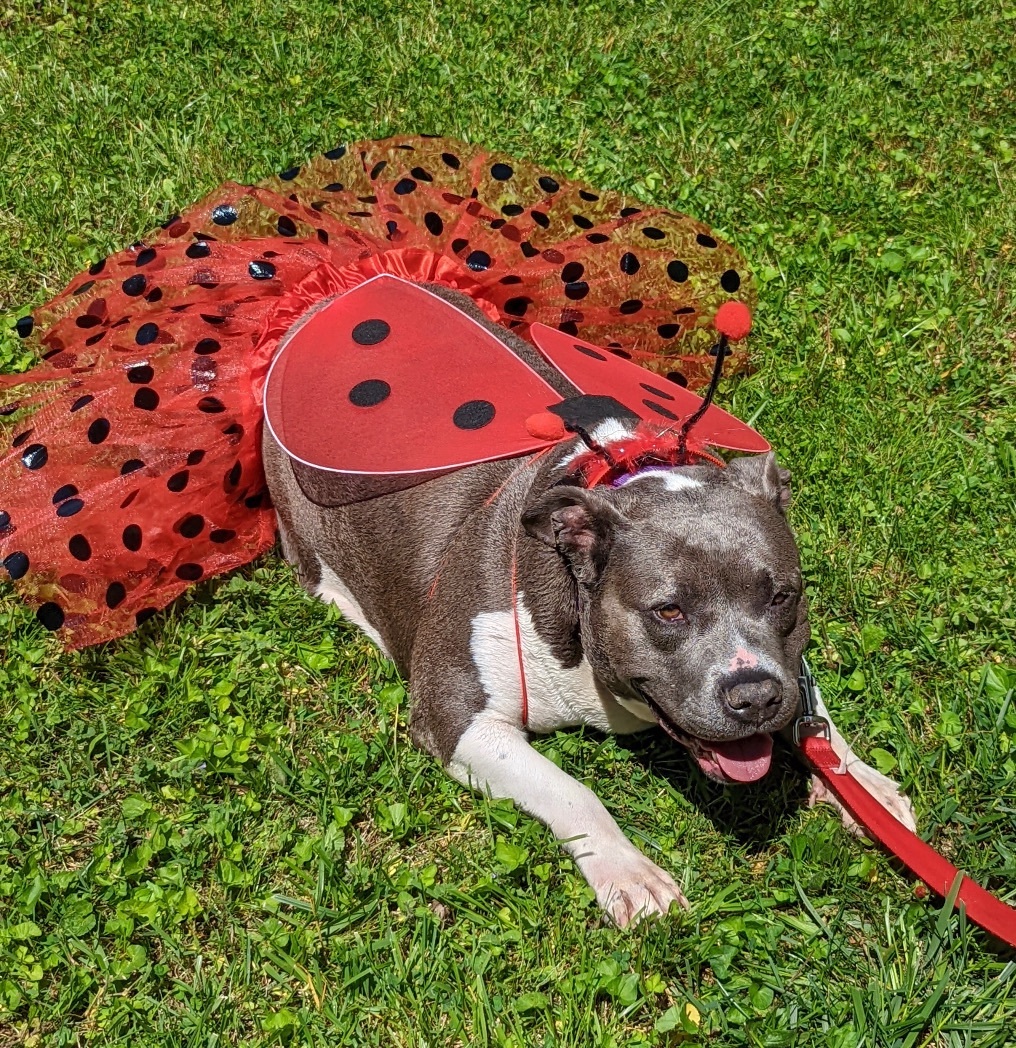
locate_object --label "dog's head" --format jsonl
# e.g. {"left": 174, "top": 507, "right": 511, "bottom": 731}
{"left": 523, "top": 451, "right": 808, "bottom": 783}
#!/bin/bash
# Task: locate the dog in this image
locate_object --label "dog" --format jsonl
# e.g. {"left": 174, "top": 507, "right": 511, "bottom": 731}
{"left": 263, "top": 286, "right": 916, "bottom": 926}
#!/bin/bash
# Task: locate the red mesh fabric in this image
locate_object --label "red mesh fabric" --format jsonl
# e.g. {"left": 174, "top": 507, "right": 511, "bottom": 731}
{"left": 1, "top": 134, "right": 756, "bottom": 647}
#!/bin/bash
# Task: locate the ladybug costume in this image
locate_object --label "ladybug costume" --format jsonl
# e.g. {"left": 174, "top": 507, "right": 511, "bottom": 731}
{"left": 1, "top": 134, "right": 762, "bottom": 648}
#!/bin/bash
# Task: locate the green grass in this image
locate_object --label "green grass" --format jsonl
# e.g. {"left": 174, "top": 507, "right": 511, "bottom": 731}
{"left": 2, "top": 0, "right": 1016, "bottom": 1044}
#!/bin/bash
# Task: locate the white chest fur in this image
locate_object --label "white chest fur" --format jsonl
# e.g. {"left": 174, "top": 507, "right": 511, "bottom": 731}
{"left": 468, "top": 594, "right": 652, "bottom": 734}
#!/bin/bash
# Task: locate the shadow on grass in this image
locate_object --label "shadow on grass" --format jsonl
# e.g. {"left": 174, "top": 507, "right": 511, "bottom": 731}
{"left": 614, "top": 731, "right": 814, "bottom": 850}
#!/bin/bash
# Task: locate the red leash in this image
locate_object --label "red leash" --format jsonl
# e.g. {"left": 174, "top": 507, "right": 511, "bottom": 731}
{"left": 796, "top": 662, "right": 1016, "bottom": 947}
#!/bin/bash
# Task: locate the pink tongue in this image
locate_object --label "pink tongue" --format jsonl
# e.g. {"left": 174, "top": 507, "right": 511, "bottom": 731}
{"left": 711, "top": 734, "right": 774, "bottom": 783}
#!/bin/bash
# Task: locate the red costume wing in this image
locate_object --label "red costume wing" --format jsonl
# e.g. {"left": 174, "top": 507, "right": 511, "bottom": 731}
{"left": 263, "top": 275, "right": 560, "bottom": 474}
{"left": 528, "top": 324, "right": 770, "bottom": 453}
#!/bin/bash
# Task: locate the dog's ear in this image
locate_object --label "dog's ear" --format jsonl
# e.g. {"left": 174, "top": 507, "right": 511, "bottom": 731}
{"left": 725, "top": 452, "right": 792, "bottom": 513}
{"left": 522, "top": 487, "right": 627, "bottom": 584}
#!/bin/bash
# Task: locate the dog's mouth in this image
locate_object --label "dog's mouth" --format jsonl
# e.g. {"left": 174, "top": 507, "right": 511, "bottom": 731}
{"left": 631, "top": 683, "right": 774, "bottom": 784}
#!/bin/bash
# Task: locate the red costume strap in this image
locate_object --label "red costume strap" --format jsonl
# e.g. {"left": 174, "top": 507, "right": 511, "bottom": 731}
{"left": 801, "top": 734, "right": 1016, "bottom": 947}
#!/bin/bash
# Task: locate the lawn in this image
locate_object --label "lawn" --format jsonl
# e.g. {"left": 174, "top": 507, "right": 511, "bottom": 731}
{"left": 1, "top": 0, "right": 1015, "bottom": 1045}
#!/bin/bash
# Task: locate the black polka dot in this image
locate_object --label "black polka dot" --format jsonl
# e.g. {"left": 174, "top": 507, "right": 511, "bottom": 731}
{"left": 136, "top": 247, "right": 157, "bottom": 266}
{"left": 210, "top": 528, "right": 236, "bottom": 544}
{"left": 564, "top": 281, "right": 589, "bottom": 301}
{"left": 369, "top": 161, "right": 387, "bottom": 180}
{"left": 135, "top": 608, "right": 158, "bottom": 626}
{"left": 440, "top": 152, "right": 460, "bottom": 168}
{"left": 324, "top": 182, "right": 345, "bottom": 192}
{"left": 619, "top": 299, "right": 643, "bottom": 315}
{"left": 249, "top": 260, "right": 276, "bottom": 280}
{"left": 572, "top": 214, "right": 593, "bottom": 230}
{"left": 212, "top": 204, "right": 238, "bottom": 226}
{"left": 642, "top": 227, "right": 666, "bottom": 240}
{"left": 3, "top": 551, "right": 29, "bottom": 579}
{"left": 504, "top": 296, "right": 531, "bottom": 317}
{"left": 619, "top": 252, "right": 640, "bottom": 275}
{"left": 709, "top": 344, "right": 734, "bottom": 358}
{"left": 558, "top": 321, "right": 578, "bottom": 336}
{"left": 74, "top": 280, "right": 95, "bottom": 296}
{"left": 12, "top": 429, "right": 31, "bottom": 447}
{"left": 451, "top": 238, "right": 468, "bottom": 254}
{"left": 385, "top": 220, "right": 399, "bottom": 238}
{"left": 561, "top": 262, "right": 584, "bottom": 283}
{"left": 520, "top": 242, "right": 539, "bottom": 259}
{"left": 194, "top": 338, "right": 220, "bottom": 355}
{"left": 120, "top": 490, "right": 139, "bottom": 509}
{"left": 167, "top": 470, "right": 189, "bottom": 492}
{"left": 500, "top": 275, "right": 523, "bottom": 285}
{"left": 52, "top": 484, "right": 78, "bottom": 504}
{"left": 105, "top": 582, "right": 127, "bottom": 609}
{"left": 579, "top": 189, "right": 599, "bottom": 202}
{"left": 531, "top": 211, "right": 550, "bottom": 229}
{"left": 657, "top": 324, "right": 681, "bottom": 339}
{"left": 186, "top": 242, "right": 211, "bottom": 260}
{"left": 586, "top": 233, "right": 609, "bottom": 244}
{"left": 696, "top": 233, "right": 718, "bottom": 248}
{"left": 643, "top": 399, "right": 679, "bottom": 421}
{"left": 56, "top": 498, "right": 84, "bottom": 518}
{"left": 225, "top": 462, "right": 242, "bottom": 488}
{"left": 15, "top": 316, "right": 34, "bottom": 338}
{"left": 538, "top": 175, "right": 559, "bottom": 193}
{"left": 667, "top": 371, "right": 689, "bottom": 387}
{"left": 178, "top": 514, "right": 204, "bottom": 538}
{"left": 200, "top": 313, "right": 226, "bottom": 326}
{"left": 176, "top": 563, "right": 203, "bottom": 581}
{"left": 675, "top": 306, "right": 695, "bottom": 315}
{"left": 452, "top": 400, "right": 495, "bottom": 430}
{"left": 424, "top": 212, "right": 443, "bottom": 236}
{"left": 22, "top": 443, "right": 48, "bottom": 469}
{"left": 75, "top": 314, "right": 102, "bottom": 329}
{"left": 134, "top": 388, "right": 159, "bottom": 411}
{"left": 501, "top": 203, "right": 524, "bottom": 217}
{"left": 394, "top": 178, "right": 417, "bottom": 195}
{"left": 70, "top": 395, "right": 94, "bottom": 413}
{"left": 89, "top": 258, "right": 107, "bottom": 275}
{"left": 0, "top": 510, "right": 10, "bottom": 532}
{"left": 122, "top": 524, "right": 142, "bottom": 551}
{"left": 146, "top": 288, "right": 163, "bottom": 303}
{"left": 349, "top": 379, "right": 391, "bottom": 407}
{"left": 68, "top": 534, "right": 91, "bottom": 561}
{"left": 466, "top": 250, "right": 491, "bottom": 272}
{"left": 277, "top": 216, "right": 298, "bottom": 237}
{"left": 197, "top": 396, "right": 225, "bottom": 413}
{"left": 245, "top": 491, "right": 267, "bottom": 509}
{"left": 574, "top": 344, "right": 606, "bottom": 361}
{"left": 36, "top": 602, "right": 64, "bottom": 630}
{"left": 324, "top": 145, "right": 346, "bottom": 160}
{"left": 122, "top": 275, "right": 146, "bottom": 296}
{"left": 187, "top": 449, "right": 206, "bottom": 466}
{"left": 491, "top": 163, "right": 513, "bottom": 181}
{"left": 720, "top": 269, "right": 741, "bottom": 292}
{"left": 640, "top": 382, "right": 675, "bottom": 401}
{"left": 667, "top": 260, "right": 689, "bottom": 283}
{"left": 279, "top": 166, "right": 301, "bottom": 181}
{"left": 128, "top": 363, "right": 154, "bottom": 383}
{"left": 352, "top": 319, "right": 391, "bottom": 346}
{"left": 121, "top": 459, "right": 144, "bottom": 475}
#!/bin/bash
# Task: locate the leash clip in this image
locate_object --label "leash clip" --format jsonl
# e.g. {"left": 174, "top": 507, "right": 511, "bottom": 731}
{"left": 793, "top": 657, "right": 831, "bottom": 746}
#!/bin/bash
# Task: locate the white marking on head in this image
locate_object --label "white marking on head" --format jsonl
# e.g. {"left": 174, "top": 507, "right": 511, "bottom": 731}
{"left": 614, "top": 468, "right": 703, "bottom": 492}
{"left": 728, "top": 646, "right": 759, "bottom": 672}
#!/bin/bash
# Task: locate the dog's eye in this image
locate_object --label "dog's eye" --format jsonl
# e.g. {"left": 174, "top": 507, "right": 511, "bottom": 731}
{"left": 769, "top": 591, "right": 790, "bottom": 608}
{"left": 654, "top": 603, "right": 685, "bottom": 623}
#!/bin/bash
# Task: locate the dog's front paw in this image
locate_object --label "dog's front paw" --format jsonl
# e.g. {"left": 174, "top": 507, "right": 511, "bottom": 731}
{"left": 581, "top": 848, "right": 688, "bottom": 928}
{"left": 809, "top": 762, "right": 917, "bottom": 835}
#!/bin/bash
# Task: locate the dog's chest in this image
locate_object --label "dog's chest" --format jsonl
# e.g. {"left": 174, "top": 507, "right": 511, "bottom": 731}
{"left": 468, "top": 594, "right": 650, "bottom": 735}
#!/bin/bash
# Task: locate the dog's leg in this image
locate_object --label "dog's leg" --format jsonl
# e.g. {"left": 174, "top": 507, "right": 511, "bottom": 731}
{"left": 447, "top": 710, "right": 688, "bottom": 927}
{"left": 796, "top": 684, "right": 917, "bottom": 833}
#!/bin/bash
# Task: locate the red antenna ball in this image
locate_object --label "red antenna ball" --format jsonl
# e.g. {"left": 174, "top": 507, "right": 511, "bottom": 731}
{"left": 525, "top": 411, "right": 567, "bottom": 441}
{"left": 713, "top": 301, "right": 753, "bottom": 342}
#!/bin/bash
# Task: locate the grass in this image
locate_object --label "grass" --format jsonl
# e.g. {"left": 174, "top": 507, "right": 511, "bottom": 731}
{"left": 1, "top": 0, "right": 1015, "bottom": 1044}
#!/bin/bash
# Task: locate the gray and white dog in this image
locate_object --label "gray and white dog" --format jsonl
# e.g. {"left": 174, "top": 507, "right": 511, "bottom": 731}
{"left": 263, "top": 287, "right": 915, "bottom": 926}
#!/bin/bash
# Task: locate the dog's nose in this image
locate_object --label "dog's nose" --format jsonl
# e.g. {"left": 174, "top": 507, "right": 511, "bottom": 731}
{"left": 722, "top": 675, "right": 783, "bottom": 721}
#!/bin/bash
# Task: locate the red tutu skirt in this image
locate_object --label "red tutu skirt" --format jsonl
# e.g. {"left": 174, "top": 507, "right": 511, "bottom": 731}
{"left": 0, "top": 134, "right": 756, "bottom": 648}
